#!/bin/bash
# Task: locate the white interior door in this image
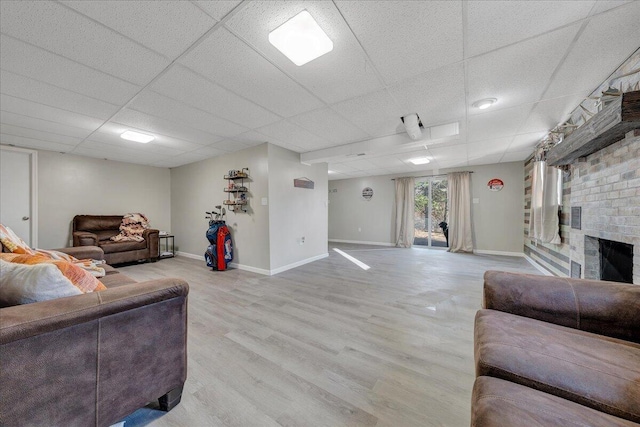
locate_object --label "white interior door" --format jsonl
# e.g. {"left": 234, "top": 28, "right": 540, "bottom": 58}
{"left": 0, "top": 147, "right": 37, "bottom": 247}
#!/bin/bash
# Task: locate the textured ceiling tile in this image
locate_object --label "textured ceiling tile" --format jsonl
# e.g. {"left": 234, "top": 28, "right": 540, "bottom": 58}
{"left": 110, "top": 109, "right": 223, "bottom": 146}
{"left": 0, "top": 123, "right": 83, "bottom": 146}
{"left": 0, "top": 111, "right": 94, "bottom": 139}
{"left": 467, "top": 104, "right": 531, "bottom": 142}
{"left": 520, "top": 94, "right": 586, "bottom": 134}
{"left": 467, "top": 153, "right": 504, "bottom": 166}
{"left": 0, "top": 35, "right": 140, "bottom": 105}
{"left": 62, "top": 0, "right": 215, "bottom": 59}
{"left": 0, "top": 1, "right": 169, "bottom": 85}
{"left": 194, "top": 1, "right": 243, "bottom": 21}
{"left": 590, "top": 0, "right": 632, "bottom": 15}
{"left": 256, "top": 119, "right": 329, "bottom": 149}
{"left": 332, "top": 90, "right": 403, "bottom": 138}
{"left": 510, "top": 132, "right": 546, "bottom": 151}
{"left": 210, "top": 139, "right": 252, "bottom": 153}
{"left": 128, "top": 91, "right": 248, "bottom": 138}
{"left": 468, "top": 24, "right": 581, "bottom": 113}
{"left": 466, "top": 1, "right": 593, "bottom": 57}
{"left": 225, "top": 1, "right": 383, "bottom": 103}
{"left": 0, "top": 70, "right": 119, "bottom": 120}
{"left": 366, "top": 156, "right": 407, "bottom": 168}
{"left": 336, "top": 1, "right": 463, "bottom": 84}
{"left": 180, "top": 28, "right": 323, "bottom": 117}
{"left": 289, "top": 107, "right": 370, "bottom": 144}
{"left": 151, "top": 65, "right": 281, "bottom": 129}
{"left": 0, "top": 133, "right": 77, "bottom": 153}
{"left": 501, "top": 150, "right": 533, "bottom": 163}
{"left": 467, "top": 137, "right": 512, "bottom": 158}
{"left": 1, "top": 94, "right": 104, "bottom": 131}
{"left": 388, "top": 63, "right": 466, "bottom": 128}
{"left": 72, "top": 144, "right": 165, "bottom": 165}
{"left": 544, "top": 2, "right": 640, "bottom": 98}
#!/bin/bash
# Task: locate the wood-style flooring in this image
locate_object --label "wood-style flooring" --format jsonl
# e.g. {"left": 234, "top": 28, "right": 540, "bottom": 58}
{"left": 117, "top": 243, "right": 540, "bottom": 427}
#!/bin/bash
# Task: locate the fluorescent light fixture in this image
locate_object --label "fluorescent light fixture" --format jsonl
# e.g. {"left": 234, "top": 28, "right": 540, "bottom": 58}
{"left": 409, "top": 157, "right": 431, "bottom": 165}
{"left": 472, "top": 98, "right": 497, "bottom": 110}
{"left": 120, "top": 130, "right": 154, "bottom": 143}
{"left": 269, "top": 10, "right": 333, "bottom": 66}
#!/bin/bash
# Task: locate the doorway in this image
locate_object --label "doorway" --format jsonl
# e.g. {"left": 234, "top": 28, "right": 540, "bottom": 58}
{"left": 414, "top": 177, "right": 448, "bottom": 247}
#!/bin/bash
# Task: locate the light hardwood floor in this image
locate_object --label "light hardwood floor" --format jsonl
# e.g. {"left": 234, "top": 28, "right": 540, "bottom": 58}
{"left": 118, "top": 244, "right": 540, "bottom": 427}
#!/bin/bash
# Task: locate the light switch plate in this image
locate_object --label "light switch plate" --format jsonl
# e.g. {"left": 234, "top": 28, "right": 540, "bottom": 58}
{"left": 261, "top": 197, "right": 268, "bottom": 206}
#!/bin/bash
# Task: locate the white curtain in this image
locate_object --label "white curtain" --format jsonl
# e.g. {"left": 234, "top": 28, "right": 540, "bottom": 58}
{"left": 529, "top": 161, "right": 561, "bottom": 244}
{"left": 394, "top": 177, "right": 415, "bottom": 248}
{"left": 447, "top": 172, "right": 473, "bottom": 253}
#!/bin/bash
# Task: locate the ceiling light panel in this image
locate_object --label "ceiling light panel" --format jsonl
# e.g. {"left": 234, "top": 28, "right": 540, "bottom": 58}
{"left": 269, "top": 10, "right": 333, "bottom": 66}
{"left": 120, "top": 130, "right": 155, "bottom": 143}
{"left": 409, "top": 157, "right": 431, "bottom": 165}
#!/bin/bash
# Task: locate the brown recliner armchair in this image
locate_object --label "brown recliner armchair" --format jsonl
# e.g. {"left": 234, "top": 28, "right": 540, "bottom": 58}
{"left": 73, "top": 215, "right": 159, "bottom": 265}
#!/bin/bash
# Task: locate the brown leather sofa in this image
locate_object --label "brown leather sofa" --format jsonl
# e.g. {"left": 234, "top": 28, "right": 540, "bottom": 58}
{"left": 0, "top": 244, "right": 188, "bottom": 427}
{"left": 472, "top": 271, "right": 640, "bottom": 426}
{"left": 73, "top": 215, "right": 159, "bottom": 265}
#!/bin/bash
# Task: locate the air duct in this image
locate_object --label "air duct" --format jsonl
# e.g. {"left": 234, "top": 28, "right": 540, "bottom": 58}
{"left": 402, "top": 113, "right": 422, "bottom": 140}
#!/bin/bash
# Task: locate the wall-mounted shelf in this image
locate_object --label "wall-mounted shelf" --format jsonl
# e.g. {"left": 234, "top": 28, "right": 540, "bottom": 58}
{"left": 224, "top": 168, "right": 249, "bottom": 212}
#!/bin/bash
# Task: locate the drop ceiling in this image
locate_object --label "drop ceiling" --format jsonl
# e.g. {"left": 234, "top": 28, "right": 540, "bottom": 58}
{"left": 0, "top": 1, "right": 638, "bottom": 179}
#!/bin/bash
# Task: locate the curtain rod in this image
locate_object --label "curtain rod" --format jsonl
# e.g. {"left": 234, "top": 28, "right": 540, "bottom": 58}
{"left": 391, "top": 171, "right": 474, "bottom": 180}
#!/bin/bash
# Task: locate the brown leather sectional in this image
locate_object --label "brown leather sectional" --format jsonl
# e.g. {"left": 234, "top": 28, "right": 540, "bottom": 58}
{"left": 73, "top": 215, "right": 159, "bottom": 265}
{"left": 472, "top": 270, "right": 640, "bottom": 426}
{"left": 0, "top": 244, "right": 188, "bottom": 427}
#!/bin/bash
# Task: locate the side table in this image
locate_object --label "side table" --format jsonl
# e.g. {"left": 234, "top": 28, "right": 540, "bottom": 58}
{"left": 159, "top": 234, "right": 175, "bottom": 259}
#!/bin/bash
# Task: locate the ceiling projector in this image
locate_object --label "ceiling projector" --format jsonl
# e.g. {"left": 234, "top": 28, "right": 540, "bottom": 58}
{"left": 402, "top": 113, "right": 423, "bottom": 140}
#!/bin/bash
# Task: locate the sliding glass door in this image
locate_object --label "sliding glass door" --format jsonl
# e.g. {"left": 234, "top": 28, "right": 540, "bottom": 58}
{"left": 414, "top": 177, "right": 448, "bottom": 247}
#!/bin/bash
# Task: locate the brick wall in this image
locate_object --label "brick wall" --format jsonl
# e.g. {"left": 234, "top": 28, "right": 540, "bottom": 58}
{"left": 569, "top": 130, "right": 640, "bottom": 284}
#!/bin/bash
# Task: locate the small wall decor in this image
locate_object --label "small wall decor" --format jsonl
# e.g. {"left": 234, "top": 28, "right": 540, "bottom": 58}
{"left": 487, "top": 178, "right": 504, "bottom": 192}
{"left": 294, "top": 177, "right": 314, "bottom": 189}
{"left": 362, "top": 187, "right": 373, "bottom": 200}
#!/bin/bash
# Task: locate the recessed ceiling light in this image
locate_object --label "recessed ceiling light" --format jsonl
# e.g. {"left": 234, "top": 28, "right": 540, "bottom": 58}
{"left": 120, "top": 130, "right": 154, "bottom": 143}
{"left": 472, "top": 98, "right": 497, "bottom": 110}
{"left": 409, "top": 157, "right": 431, "bottom": 165}
{"left": 268, "top": 10, "right": 333, "bottom": 66}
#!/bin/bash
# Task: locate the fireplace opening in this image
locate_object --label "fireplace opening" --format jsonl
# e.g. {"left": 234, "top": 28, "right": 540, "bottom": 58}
{"left": 599, "top": 239, "right": 633, "bottom": 283}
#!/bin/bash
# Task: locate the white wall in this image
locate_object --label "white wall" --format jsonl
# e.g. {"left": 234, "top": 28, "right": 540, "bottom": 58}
{"left": 329, "top": 161, "right": 525, "bottom": 253}
{"left": 38, "top": 150, "right": 171, "bottom": 248}
{"left": 170, "top": 143, "right": 271, "bottom": 271}
{"left": 267, "top": 144, "right": 328, "bottom": 271}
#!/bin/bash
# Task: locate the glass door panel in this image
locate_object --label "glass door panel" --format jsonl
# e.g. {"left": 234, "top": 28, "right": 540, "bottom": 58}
{"left": 414, "top": 178, "right": 448, "bottom": 247}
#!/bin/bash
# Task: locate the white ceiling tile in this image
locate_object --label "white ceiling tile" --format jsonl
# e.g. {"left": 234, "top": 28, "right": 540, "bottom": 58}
{"left": 467, "top": 153, "right": 504, "bottom": 166}
{"left": 180, "top": 28, "right": 323, "bottom": 117}
{"left": 225, "top": 1, "right": 384, "bottom": 103}
{"left": 544, "top": 2, "right": 640, "bottom": 98}
{"left": 0, "top": 123, "right": 82, "bottom": 146}
{"left": 194, "top": 1, "right": 243, "bottom": 21}
{"left": 343, "top": 158, "right": 378, "bottom": 171}
{"left": 110, "top": 109, "right": 222, "bottom": 147}
{"left": 0, "top": 70, "right": 119, "bottom": 120}
{"left": 388, "top": 63, "right": 466, "bottom": 128}
{"left": 1, "top": 94, "right": 104, "bottom": 131}
{"left": 229, "top": 131, "right": 270, "bottom": 148}
{"left": 151, "top": 65, "right": 281, "bottom": 129}
{"left": 428, "top": 143, "right": 469, "bottom": 163}
{"left": 366, "top": 156, "right": 407, "bottom": 169}
{"left": 467, "top": 137, "right": 513, "bottom": 159}
{"left": 290, "top": 108, "right": 370, "bottom": 145}
{"left": 336, "top": 1, "right": 463, "bottom": 84}
{"left": 209, "top": 139, "right": 250, "bottom": 152}
{"left": 0, "top": 35, "right": 140, "bottom": 105}
{"left": 0, "top": 133, "right": 77, "bottom": 153}
{"left": 501, "top": 150, "right": 533, "bottom": 163}
{"left": 591, "top": 0, "right": 632, "bottom": 15}
{"left": 74, "top": 141, "right": 167, "bottom": 164}
{"left": 466, "top": 1, "right": 594, "bottom": 57}
{"left": 468, "top": 24, "right": 582, "bottom": 113}
{"left": 520, "top": 94, "right": 586, "bottom": 134}
{"left": 467, "top": 104, "right": 532, "bottom": 142}
{"left": 128, "top": 91, "right": 248, "bottom": 138}
{"left": 332, "top": 90, "right": 403, "bottom": 138}
{"left": 0, "top": 1, "right": 169, "bottom": 85}
{"left": 256, "top": 120, "right": 330, "bottom": 150}
{"left": 327, "top": 162, "right": 360, "bottom": 173}
{"left": 62, "top": 1, "right": 215, "bottom": 59}
{"left": 0, "top": 111, "right": 94, "bottom": 139}
{"left": 509, "top": 133, "right": 544, "bottom": 152}
{"left": 190, "top": 145, "right": 229, "bottom": 158}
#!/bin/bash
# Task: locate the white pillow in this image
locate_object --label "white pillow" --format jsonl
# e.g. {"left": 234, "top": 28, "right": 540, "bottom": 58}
{"left": 0, "top": 258, "right": 82, "bottom": 306}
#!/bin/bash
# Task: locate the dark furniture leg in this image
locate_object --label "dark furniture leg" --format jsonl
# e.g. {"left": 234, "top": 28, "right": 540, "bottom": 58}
{"left": 158, "top": 385, "right": 184, "bottom": 411}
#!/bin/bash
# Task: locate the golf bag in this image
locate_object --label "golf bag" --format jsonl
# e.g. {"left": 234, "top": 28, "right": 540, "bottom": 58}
{"left": 205, "top": 221, "right": 233, "bottom": 271}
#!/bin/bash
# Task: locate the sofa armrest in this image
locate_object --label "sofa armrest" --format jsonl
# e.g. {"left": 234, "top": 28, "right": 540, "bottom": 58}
{"left": 0, "top": 278, "right": 188, "bottom": 345}
{"left": 54, "top": 245, "right": 104, "bottom": 260}
{"left": 144, "top": 229, "right": 159, "bottom": 259}
{"left": 483, "top": 270, "right": 640, "bottom": 343}
{"left": 73, "top": 231, "right": 99, "bottom": 247}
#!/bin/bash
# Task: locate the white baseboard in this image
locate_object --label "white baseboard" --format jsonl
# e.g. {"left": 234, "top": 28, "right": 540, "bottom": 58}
{"left": 329, "top": 239, "right": 394, "bottom": 247}
{"left": 473, "top": 249, "right": 524, "bottom": 257}
{"left": 523, "top": 254, "right": 554, "bottom": 276}
{"left": 177, "top": 251, "right": 328, "bottom": 276}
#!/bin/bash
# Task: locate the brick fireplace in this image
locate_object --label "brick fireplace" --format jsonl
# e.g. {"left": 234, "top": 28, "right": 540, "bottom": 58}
{"left": 569, "top": 130, "right": 640, "bottom": 284}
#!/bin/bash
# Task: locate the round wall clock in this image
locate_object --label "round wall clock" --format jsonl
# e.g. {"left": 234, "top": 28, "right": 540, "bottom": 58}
{"left": 362, "top": 187, "right": 373, "bottom": 200}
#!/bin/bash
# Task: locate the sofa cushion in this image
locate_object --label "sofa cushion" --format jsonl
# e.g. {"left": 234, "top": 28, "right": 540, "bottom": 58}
{"left": 96, "top": 230, "right": 119, "bottom": 242}
{"left": 472, "top": 376, "right": 639, "bottom": 427}
{"left": 74, "top": 215, "right": 123, "bottom": 232}
{"left": 475, "top": 309, "right": 640, "bottom": 422}
{"left": 100, "top": 240, "right": 146, "bottom": 254}
{"left": 99, "top": 272, "right": 137, "bottom": 288}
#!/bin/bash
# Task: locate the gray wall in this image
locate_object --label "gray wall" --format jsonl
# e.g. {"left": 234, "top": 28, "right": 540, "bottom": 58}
{"left": 38, "top": 150, "right": 171, "bottom": 248}
{"left": 267, "top": 144, "right": 328, "bottom": 270}
{"left": 329, "top": 161, "right": 525, "bottom": 253}
{"left": 170, "top": 143, "right": 271, "bottom": 271}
